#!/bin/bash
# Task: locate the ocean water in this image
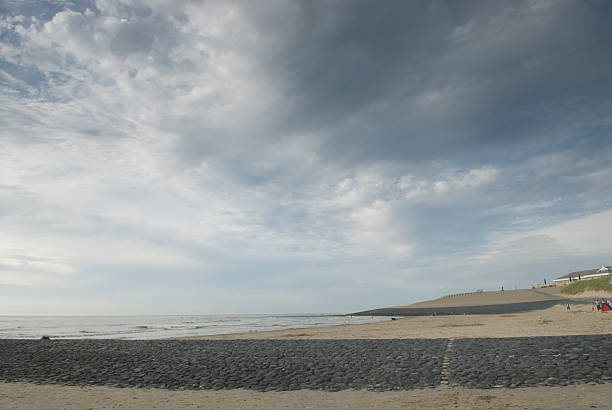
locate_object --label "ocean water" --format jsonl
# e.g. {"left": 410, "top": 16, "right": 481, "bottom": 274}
{"left": 0, "top": 314, "right": 388, "bottom": 340}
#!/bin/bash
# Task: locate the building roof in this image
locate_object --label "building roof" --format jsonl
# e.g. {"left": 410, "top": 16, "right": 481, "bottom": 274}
{"left": 554, "top": 266, "right": 612, "bottom": 281}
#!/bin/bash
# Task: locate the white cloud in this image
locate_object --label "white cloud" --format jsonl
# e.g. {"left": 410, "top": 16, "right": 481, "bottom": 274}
{"left": 473, "top": 209, "right": 612, "bottom": 266}
{"left": 535, "top": 209, "right": 612, "bottom": 256}
{"left": 350, "top": 199, "right": 414, "bottom": 256}
{"left": 0, "top": 271, "right": 65, "bottom": 286}
{"left": 0, "top": 256, "right": 75, "bottom": 275}
{"left": 398, "top": 166, "right": 499, "bottom": 199}
{"left": 0, "top": 252, "right": 76, "bottom": 287}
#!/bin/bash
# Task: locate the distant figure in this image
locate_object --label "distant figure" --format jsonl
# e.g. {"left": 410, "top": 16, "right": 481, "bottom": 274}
{"left": 578, "top": 275, "right": 581, "bottom": 280}
{"left": 544, "top": 278, "right": 547, "bottom": 285}
{"left": 566, "top": 303, "right": 571, "bottom": 311}
{"left": 501, "top": 286, "right": 504, "bottom": 291}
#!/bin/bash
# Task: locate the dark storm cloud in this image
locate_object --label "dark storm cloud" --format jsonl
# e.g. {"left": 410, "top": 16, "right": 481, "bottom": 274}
{"left": 235, "top": 0, "right": 612, "bottom": 164}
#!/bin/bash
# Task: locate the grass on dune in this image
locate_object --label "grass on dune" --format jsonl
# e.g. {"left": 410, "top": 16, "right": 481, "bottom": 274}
{"left": 560, "top": 276, "right": 612, "bottom": 295}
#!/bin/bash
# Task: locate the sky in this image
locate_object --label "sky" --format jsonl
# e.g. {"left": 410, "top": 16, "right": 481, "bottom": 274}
{"left": 1, "top": 0, "right": 611, "bottom": 315}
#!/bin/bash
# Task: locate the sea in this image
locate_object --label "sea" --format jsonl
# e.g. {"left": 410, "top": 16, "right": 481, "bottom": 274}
{"left": 0, "top": 314, "right": 388, "bottom": 340}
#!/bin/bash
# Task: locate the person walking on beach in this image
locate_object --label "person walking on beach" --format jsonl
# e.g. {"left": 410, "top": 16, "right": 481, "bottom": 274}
{"left": 566, "top": 303, "right": 570, "bottom": 311}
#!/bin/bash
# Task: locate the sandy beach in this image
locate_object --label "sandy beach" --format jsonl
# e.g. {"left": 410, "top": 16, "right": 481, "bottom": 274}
{"left": 2, "top": 292, "right": 611, "bottom": 409}
{"left": 187, "top": 302, "right": 612, "bottom": 340}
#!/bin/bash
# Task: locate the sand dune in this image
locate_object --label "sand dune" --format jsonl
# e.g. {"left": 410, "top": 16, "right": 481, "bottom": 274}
{"left": 400, "top": 288, "right": 564, "bottom": 308}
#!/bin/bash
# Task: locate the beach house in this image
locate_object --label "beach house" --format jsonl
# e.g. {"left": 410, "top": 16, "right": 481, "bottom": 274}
{"left": 553, "top": 266, "right": 612, "bottom": 286}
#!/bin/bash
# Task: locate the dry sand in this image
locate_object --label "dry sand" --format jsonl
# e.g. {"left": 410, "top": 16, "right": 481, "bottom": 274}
{"left": 1, "top": 381, "right": 611, "bottom": 410}
{"left": 186, "top": 302, "right": 612, "bottom": 340}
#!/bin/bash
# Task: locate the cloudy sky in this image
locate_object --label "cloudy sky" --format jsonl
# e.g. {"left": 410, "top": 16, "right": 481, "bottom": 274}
{"left": 1, "top": 0, "right": 611, "bottom": 314}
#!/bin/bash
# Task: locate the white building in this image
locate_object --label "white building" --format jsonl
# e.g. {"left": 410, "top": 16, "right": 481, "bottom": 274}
{"left": 553, "top": 266, "right": 612, "bottom": 285}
